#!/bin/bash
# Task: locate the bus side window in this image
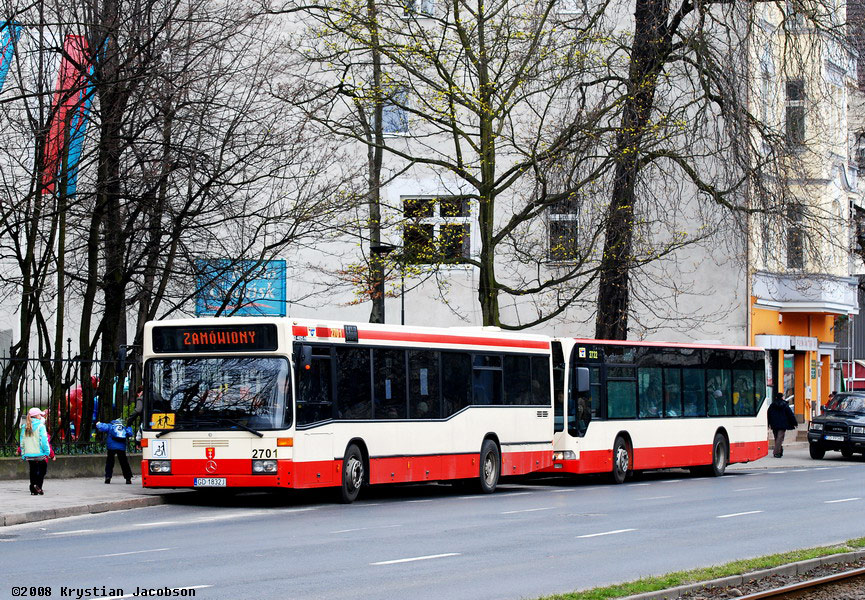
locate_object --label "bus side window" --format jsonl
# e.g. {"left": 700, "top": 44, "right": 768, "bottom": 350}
{"left": 296, "top": 349, "right": 334, "bottom": 426}
{"left": 409, "top": 350, "right": 441, "bottom": 418}
{"left": 373, "top": 348, "right": 407, "bottom": 419}
{"left": 683, "top": 368, "right": 706, "bottom": 416}
{"left": 503, "top": 355, "right": 532, "bottom": 404}
{"left": 531, "top": 355, "right": 551, "bottom": 406}
{"left": 335, "top": 347, "right": 372, "bottom": 420}
{"left": 441, "top": 352, "right": 472, "bottom": 416}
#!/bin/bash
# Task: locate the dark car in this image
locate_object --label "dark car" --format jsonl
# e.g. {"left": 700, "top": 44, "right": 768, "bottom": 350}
{"left": 808, "top": 392, "right": 865, "bottom": 459}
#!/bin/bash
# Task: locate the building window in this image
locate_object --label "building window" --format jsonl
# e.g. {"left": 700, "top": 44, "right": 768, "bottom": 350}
{"left": 786, "top": 204, "right": 805, "bottom": 269}
{"left": 785, "top": 79, "right": 805, "bottom": 148}
{"left": 548, "top": 196, "right": 579, "bottom": 262}
{"left": 404, "top": 0, "right": 434, "bottom": 16}
{"left": 403, "top": 196, "right": 471, "bottom": 264}
{"left": 382, "top": 87, "right": 408, "bottom": 134}
{"left": 785, "top": 0, "right": 806, "bottom": 28}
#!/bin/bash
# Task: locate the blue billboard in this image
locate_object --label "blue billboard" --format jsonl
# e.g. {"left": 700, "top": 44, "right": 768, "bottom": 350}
{"left": 195, "top": 259, "right": 287, "bottom": 317}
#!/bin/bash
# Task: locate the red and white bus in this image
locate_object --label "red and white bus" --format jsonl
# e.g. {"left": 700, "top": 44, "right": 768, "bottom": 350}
{"left": 547, "top": 339, "right": 770, "bottom": 482}
{"left": 140, "top": 318, "right": 554, "bottom": 501}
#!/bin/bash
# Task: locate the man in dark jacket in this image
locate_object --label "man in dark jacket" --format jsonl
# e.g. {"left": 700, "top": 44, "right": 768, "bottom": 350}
{"left": 767, "top": 392, "right": 798, "bottom": 457}
{"left": 96, "top": 419, "right": 134, "bottom": 483}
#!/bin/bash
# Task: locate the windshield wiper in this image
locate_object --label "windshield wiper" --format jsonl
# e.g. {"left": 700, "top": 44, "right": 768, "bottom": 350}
{"left": 216, "top": 417, "right": 264, "bottom": 437}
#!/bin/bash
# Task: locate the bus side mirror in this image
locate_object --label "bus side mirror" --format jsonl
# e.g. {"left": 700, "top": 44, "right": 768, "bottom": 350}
{"left": 575, "top": 367, "right": 590, "bottom": 393}
{"left": 295, "top": 345, "right": 312, "bottom": 371}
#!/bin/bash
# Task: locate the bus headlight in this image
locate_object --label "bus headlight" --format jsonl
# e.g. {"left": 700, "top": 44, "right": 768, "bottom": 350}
{"left": 810, "top": 423, "right": 823, "bottom": 431}
{"left": 149, "top": 460, "right": 171, "bottom": 474}
{"left": 252, "top": 460, "right": 277, "bottom": 474}
{"left": 554, "top": 451, "right": 576, "bottom": 461}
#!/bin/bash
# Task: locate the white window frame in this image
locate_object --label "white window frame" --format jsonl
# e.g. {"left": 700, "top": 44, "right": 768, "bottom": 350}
{"left": 547, "top": 198, "right": 579, "bottom": 263}
{"left": 402, "top": 196, "right": 473, "bottom": 265}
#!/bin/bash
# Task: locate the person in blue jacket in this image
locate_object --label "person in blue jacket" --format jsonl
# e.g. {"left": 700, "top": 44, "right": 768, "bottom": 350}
{"left": 96, "top": 418, "right": 134, "bottom": 484}
{"left": 19, "top": 407, "right": 51, "bottom": 495}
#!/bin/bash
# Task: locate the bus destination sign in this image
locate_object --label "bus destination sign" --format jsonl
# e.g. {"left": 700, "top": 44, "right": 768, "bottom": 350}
{"left": 152, "top": 324, "right": 279, "bottom": 353}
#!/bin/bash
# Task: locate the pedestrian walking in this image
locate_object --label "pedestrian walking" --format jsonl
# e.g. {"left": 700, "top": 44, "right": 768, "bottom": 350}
{"left": 19, "top": 407, "right": 50, "bottom": 495}
{"left": 768, "top": 392, "right": 797, "bottom": 458}
{"left": 96, "top": 418, "right": 134, "bottom": 484}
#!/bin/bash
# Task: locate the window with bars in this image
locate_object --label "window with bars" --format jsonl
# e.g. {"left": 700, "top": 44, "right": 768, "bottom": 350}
{"left": 548, "top": 196, "right": 579, "bottom": 262}
{"left": 404, "top": 0, "right": 434, "bottom": 16}
{"left": 403, "top": 197, "right": 472, "bottom": 264}
{"left": 785, "top": 79, "right": 805, "bottom": 149}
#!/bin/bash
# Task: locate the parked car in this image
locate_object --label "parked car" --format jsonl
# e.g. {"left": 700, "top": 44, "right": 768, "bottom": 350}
{"left": 808, "top": 392, "right": 865, "bottom": 459}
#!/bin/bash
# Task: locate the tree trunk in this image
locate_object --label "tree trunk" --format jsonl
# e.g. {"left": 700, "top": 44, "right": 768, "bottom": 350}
{"left": 595, "top": 0, "right": 670, "bottom": 340}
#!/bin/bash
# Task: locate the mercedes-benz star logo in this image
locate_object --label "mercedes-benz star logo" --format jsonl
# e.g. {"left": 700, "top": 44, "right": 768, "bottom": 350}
{"left": 205, "top": 460, "right": 218, "bottom": 474}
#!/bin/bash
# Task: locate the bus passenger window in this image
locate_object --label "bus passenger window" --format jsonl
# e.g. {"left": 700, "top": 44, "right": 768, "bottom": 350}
{"left": 441, "top": 352, "right": 472, "bottom": 416}
{"left": 683, "top": 369, "right": 706, "bottom": 416}
{"left": 733, "top": 370, "right": 755, "bottom": 416}
{"left": 335, "top": 347, "right": 372, "bottom": 419}
{"left": 707, "top": 369, "right": 731, "bottom": 416}
{"left": 638, "top": 368, "right": 662, "bottom": 418}
{"left": 664, "top": 368, "right": 682, "bottom": 417}
{"left": 472, "top": 354, "right": 502, "bottom": 405}
{"left": 409, "top": 350, "right": 440, "bottom": 418}
{"left": 503, "top": 355, "right": 532, "bottom": 404}
{"left": 531, "top": 356, "right": 551, "bottom": 406}
{"left": 607, "top": 380, "right": 636, "bottom": 419}
{"left": 374, "top": 348, "right": 407, "bottom": 419}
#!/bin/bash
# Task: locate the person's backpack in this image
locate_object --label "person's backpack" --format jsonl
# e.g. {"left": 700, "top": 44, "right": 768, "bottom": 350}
{"left": 111, "top": 421, "right": 128, "bottom": 439}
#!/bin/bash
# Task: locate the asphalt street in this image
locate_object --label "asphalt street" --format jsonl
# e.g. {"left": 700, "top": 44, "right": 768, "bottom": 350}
{"left": 2, "top": 453, "right": 864, "bottom": 600}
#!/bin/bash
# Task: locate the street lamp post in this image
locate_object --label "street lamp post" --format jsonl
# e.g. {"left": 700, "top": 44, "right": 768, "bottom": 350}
{"left": 369, "top": 243, "right": 405, "bottom": 325}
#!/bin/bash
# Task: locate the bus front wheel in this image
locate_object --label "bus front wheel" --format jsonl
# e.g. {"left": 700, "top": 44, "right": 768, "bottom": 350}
{"left": 479, "top": 439, "right": 500, "bottom": 494}
{"left": 709, "top": 433, "right": 728, "bottom": 477}
{"left": 340, "top": 444, "right": 364, "bottom": 504}
{"left": 611, "top": 437, "right": 630, "bottom": 484}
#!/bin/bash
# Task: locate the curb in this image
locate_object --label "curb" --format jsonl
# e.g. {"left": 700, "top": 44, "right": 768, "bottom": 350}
{"left": 620, "top": 549, "right": 865, "bottom": 600}
{"left": 1, "top": 495, "right": 170, "bottom": 527}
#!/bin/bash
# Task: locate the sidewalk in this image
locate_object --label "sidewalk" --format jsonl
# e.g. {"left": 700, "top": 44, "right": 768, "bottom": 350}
{"left": 0, "top": 476, "right": 187, "bottom": 526}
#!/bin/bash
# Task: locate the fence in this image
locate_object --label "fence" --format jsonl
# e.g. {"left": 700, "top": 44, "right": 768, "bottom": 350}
{"left": 0, "top": 351, "right": 141, "bottom": 457}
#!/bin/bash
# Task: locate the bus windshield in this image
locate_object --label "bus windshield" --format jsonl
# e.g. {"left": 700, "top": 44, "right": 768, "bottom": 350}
{"left": 144, "top": 357, "right": 291, "bottom": 431}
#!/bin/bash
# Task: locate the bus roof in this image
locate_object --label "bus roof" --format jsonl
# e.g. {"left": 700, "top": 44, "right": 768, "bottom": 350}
{"left": 569, "top": 338, "right": 764, "bottom": 352}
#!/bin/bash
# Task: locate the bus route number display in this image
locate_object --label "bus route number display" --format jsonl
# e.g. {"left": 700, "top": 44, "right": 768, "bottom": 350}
{"left": 152, "top": 324, "right": 279, "bottom": 353}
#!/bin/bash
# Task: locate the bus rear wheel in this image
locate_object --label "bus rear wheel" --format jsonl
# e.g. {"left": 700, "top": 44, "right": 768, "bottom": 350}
{"left": 611, "top": 437, "right": 630, "bottom": 484}
{"left": 479, "top": 439, "right": 500, "bottom": 494}
{"left": 339, "top": 444, "right": 364, "bottom": 504}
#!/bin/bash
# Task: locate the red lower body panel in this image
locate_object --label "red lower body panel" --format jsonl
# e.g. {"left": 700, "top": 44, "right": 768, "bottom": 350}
{"left": 541, "top": 440, "right": 767, "bottom": 475}
{"left": 143, "top": 449, "right": 552, "bottom": 489}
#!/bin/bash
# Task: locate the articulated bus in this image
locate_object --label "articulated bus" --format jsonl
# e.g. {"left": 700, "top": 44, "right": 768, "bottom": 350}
{"left": 140, "top": 318, "right": 555, "bottom": 501}
{"left": 548, "top": 339, "right": 770, "bottom": 482}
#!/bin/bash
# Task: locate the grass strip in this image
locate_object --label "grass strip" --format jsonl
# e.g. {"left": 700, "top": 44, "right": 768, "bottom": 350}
{"left": 540, "top": 536, "right": 865, "bottom": 600}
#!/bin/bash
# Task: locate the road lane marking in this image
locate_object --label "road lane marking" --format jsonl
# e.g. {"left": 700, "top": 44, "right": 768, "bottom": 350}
{"left": 457, "top": 495, "right": 485, "bottom": 500}
{"left": 331, "top": 524, "right": 402, "bottom": 534}
{"left": 132, "top": 520, "right": 178, "bottom": 527}
{"left": 640, "top": 495, "right": 673, "bottom": 500}
{"left": 734, "top": 487, "right": 766, "bottom": 492}
{"left": 501, "top": 507, "right": 554, "bottom": 515}
{"left": 790, "top": 469, "right": 808, "bottom": 472}
{"left": 717, "top": 510, "right": 763, "bottom": 519}
{"left": 371, "top": 553, "right": 460, "bottom": 565}
{"left": 813, "top": 467, "right": 832, "bottom": 471}
{"left": 48, "top": 529, "right": 94, "bottom": 535}
{"left": 83, "top": 548, "right": 171, "bottom": 559}
{"left": 824, "top": 498, "right": 861, "bottom": 504}
{"left": 818, "top": 478, "right": 844, "bottom": 483}
{"left": 407, "top": 499, "right": 433, "bottom": 503}
{"left": 87, "top": 585, "right": 211, "bottom": 600}
{"left": 550, "top": 489, "right": 577, "bottom": 493}
{"left": 768, "top": 471, "right": 787, "bottom": 474}
{"left": 631, "top": 483, "right": 650, "bottom": 487}
{"left": 577, "top": 528, "right": 636, "bottom": 538}
{"left": 662, "top": 479, "right": 683, "bottom": 484}
{"left": 503, "top": 492, "right": 532, "bottom": 497}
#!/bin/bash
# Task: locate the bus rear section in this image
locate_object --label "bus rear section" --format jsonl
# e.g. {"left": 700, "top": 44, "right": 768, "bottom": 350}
{"left": 141, "top": 318, "right": 554, "bottom": 501}
{"left": 546, "top": 339, "right": 769, "bottom": 482}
